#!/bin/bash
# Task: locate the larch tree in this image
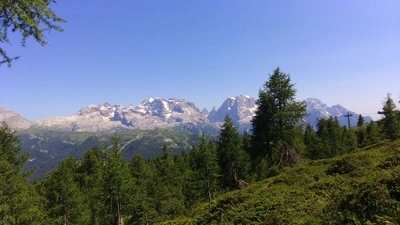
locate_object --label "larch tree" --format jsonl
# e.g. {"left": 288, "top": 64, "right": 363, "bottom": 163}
{"left": 1, "top": 0, "right": 66, "bottom": 67}
{"left": 251, "top": 67, "right": 307, "bottom": 168}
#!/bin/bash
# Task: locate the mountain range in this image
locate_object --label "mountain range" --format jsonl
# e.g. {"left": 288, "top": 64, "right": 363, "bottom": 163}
{"left": 1, "top": 96, "right": 372, "bottom": 134}
{"left": 1, "top": 96, "right": 373, "bottom": 180}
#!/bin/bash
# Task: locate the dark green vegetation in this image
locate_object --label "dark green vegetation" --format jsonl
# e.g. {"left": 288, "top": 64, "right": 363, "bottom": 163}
{"left": 18, "top": 128, "right": 205, "bottom": 180}
{"left": 163, "top": 139, "right": 400, "bottom": 224}
{"left": 0, "top": 0, "right": 66, "bottom": 67}
{"left": 1, "top": 68, "right": 399, "bottom": 224}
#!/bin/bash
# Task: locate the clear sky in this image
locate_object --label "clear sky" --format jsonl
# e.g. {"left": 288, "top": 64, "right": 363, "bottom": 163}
{"left": 1, "top": 0, "right": 399, "bottom": 121}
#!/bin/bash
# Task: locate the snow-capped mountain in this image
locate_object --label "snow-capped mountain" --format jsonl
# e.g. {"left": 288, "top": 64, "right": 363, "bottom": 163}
{"left": 0, "top": 96, "right": 372, "bottom": 134}
{"left": 208, "top": 95, "right": 257, "bottom": 133}
{"left": 304, "top": 98, "right": 372, "bottom": 128}
{"left": 31, "top": 98, "right": 217, "bottom": 133}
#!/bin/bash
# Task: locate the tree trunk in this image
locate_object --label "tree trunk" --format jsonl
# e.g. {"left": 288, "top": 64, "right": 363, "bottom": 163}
{"left": 117, "top": 201, "right": 123, "bottom": 225}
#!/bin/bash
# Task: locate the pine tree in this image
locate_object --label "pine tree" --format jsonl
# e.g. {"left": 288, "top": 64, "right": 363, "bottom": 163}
{"left": 366, "top": 120, "right": 380, "bottom": 144}
{"left": 42, "top": 156, "right": 89, "bottom": 224}
{"left": 189, "top": 134, "right": 220, "bottom": 202}
{"left": 357, "top": 114, "right": 365, "bottom": 127}
{"left": 251, "top": 67, "right": 307, "bottom": 168}
{"left": 303, "top": 123, "right": 320, "bottom": 159}
{"left": 147, "top": 143, "right": 186, "bottom": 221}
{"left": 315, "top": 117, "right": 344, "bottom": 158}
{"left": 217, "top": 115, "right": 250, "bottom": 190}
{"left": 381, "top": 94, "right": 400, "bottom": 140}
{"left": 78, "top": 148, "right": 104, "bottom": 225}
{"left": 102, "top": 134, "right": 133, "bottom": 225}
{"left": 128, "top": 153, "right": 153, "bottom": 225}
{"left": 0, "top": 122, "right": 45, "bottom": 224}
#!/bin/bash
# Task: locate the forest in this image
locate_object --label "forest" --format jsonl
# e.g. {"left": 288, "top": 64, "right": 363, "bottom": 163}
{"left": 1, "top": 68, "right": 400, "bottom": 224}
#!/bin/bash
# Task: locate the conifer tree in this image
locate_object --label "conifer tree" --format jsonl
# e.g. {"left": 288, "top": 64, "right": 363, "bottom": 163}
{"left": 188, "top": 134, "right": 219, "bottom": 203}
{"left": 148, "top": 143, "right": 186, "bottom": 221}
{"left": 1, "top": 0, "right": 66, "bottom": 66}
{"left": 251, "top": 67, "right": 307, "bottom": 168}
{"left": 357, "top": 114, "right": 365, "bottom": 127}
{"left": 320, "top": 117, "right": 344, "bottom": 157}
{"left": 217, "top": 115, "right": 250, "bottom": 191}
{"left": 355, "top": 115, "right": 367, "bottom": 147}
{"left": 366, "top": 120, "right": 380, "bottom": 144}
{"left": 102, "top": 135, "right": 133, "bottom": 225}
{"left": 0, "top": 122, "right": 46, "bottom": 224}
{"left": 78, "top": 148, "right": 104, "bottom": 225}
{"left": 303, "top": 123, "right": 320, "bottom": 159}
{"left": 42, "top": 156, "right": 89, "bottom": 224}
{"left": 128, "top": 153, "right": 153, "bottom": 225}
{"left": 381, "top": 94, "right": 400, "bottom": 140}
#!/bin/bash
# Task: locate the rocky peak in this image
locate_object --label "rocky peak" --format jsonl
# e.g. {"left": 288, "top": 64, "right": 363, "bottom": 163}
{"left": 0, "top": 108, "right": 31, "bottom": 130}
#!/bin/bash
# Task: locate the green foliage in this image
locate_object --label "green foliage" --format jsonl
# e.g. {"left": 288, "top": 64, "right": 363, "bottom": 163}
{"left": 0, "top": 122, "right": 45, "bottom": 224}
{"left": 357, "top": 114, "right": 365, "bottom": 127}
{"left": 366, "top": 120, "right": 380, "bottom": 144}
{"left": 251, "top": 67, "right": 307, "bottom": 170}
{"left": 102, "top": 135, "right": 133, "bottom": 225}
{"left": 77, "top": 148, "right": 104, "bottom": 225}
{"left": 0, "top": 0, "right": 66, "bottom": 67}
{"left": 217, "top": 115, "right": 250, "bottom": 191}
{"left": 381, "top": 93, "right": 400, "bottom": 140}
{"left": 41, "top": 156, "right": 89, "bottom": 224}
{"left": 162, "top": 140, "right": 400, "bottom": 225}
{"left": 190, "top": 133, "right": 220, "bottom": 202}
{"left": 17, "top": 128, "right": 204, "bottom": 180}
{"left": 325, "top": 157, "right": 357, "bottom": 175}
{"left": 306, "top": 116, "right": 358, "bottom": 160}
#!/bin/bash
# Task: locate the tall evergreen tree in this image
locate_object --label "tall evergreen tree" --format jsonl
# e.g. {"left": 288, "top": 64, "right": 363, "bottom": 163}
{"left": 42, "top": 156, "right": 89, "bottom": 224}
{"left": 381, "top": 94, "right": 400, "bottom": 140}
{"left": 191, "top": 133, "right": 219, "bottom": 202}
{"left": 366, "top": 120, "right": 380, "bottom": 144}
{"left": 355, "top": 115, "right": 367, "bottom": 147}
{"left": 78, "top": 148, "right": 104, "bottom": 225}
{"left": 357, "top": 114, "right": 365, "bottom": 127}
{"left": 102, "top": 135, "right": 133, "bottom": 225}
{"left": 251, "top": 67, "right": 307, "bottom": 168}
{"left": 217, "top": 115, "right": 250, "bottom": 191}
{"left": 0, "top": 122, "right": 45, "bottom": 224}
{"left": 303, "top": 123, "right": 320, "bottom": 159}
{"left": 128, "top": 153, "right": 154, "bottom": 225}
{"left": 315, "top": 117, "right": 344, "bottom": 158}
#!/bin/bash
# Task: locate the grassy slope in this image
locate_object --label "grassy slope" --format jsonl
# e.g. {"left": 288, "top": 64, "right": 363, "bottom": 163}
{"left": 161, "top": 140, "right": 400, "bottom": 225}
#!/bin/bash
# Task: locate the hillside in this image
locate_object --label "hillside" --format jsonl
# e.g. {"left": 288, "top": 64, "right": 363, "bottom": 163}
{"left": 161, "top": 139, "right": 400, "bottom": 224}
{"left": 19, "top": 128, "right": 208, "bottom": 180}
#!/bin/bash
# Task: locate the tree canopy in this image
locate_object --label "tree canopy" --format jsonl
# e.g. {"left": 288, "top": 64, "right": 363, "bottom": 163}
{"left": 251, "top": 67, "right": 307, "bottom": 168}
{"left": 0, "top": 0, "right": 66, "bottom": 67}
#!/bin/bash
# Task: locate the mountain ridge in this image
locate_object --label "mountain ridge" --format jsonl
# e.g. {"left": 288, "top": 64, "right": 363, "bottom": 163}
{"left": 1, "top": 96, "right": 372, "bottom": 134}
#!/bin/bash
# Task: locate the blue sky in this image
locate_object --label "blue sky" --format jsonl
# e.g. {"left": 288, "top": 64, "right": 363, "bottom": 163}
{"left": 1, "top": 0, "right": 399, "bottom": 121}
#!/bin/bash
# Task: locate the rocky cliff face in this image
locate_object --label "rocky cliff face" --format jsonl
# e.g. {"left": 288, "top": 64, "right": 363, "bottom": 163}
{"left": 208, "top": 95, "right": 256, "bottom": 133}
{"left": 31, "top": 98, "right": 218, "bottom": 133}
{"left": 1, "top": 96, "right": 372, "bottom": 134}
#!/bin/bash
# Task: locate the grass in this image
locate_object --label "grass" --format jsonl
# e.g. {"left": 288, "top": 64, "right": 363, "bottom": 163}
{"left": 159, "top": 139, "right": 400, "bottom": 224}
